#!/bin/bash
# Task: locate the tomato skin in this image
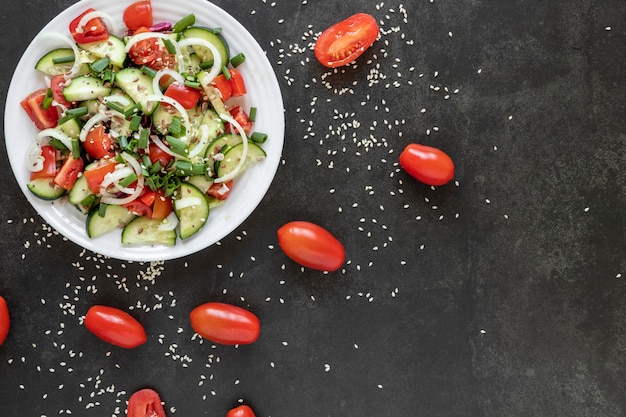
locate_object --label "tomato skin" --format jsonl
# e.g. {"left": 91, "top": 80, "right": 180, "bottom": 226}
{"left": 314, "top": 13, "right": 379, "bottom": 68}
{"left": 151, "top": 189, "right": 173, "bottom": 220}
{"left": 148, "top": 142, "right": 173, "bottom": 168}
{"left": 398, "top": 143, "right": 454, "bottom": 186}
{"left": 207, "top": 180, "right": 233, "bottom": 201}
{"left": 30, "top": 145, "right": 58, "bottom": 180}
{"left": 21, "top": 89, "right": 59, "bottom": 129}
{"left": 212, "top": 74, "right": 233, "bottom": 102}
{"left": 277, "top": 221, "right": 345, "bottom": 271}
{"left": 164, "top": 83, "right": 200, "bottom": 109}
{"left": 225, "top": 106, "right": 253, "bottom": 134}
{"left": 226, "top": 405, "right": 256, "bottom": 417}
{"left": 123, "top": 200, "right": 153, "bottom": 218}
{"left": 228, "top": 69, "right": 247, "bottom": 97}
{"left": 128, "top": 27, "right": 174, "bottom": 70}
{"left": 127, "top": 388, "right": 166, "bottom": 417}
{"left": 190, "top": 302, "right": 260, "bottom": 345}
{"left": 84, "top": 305, "right": 147, "bottom": 349}
{"left": 84, "top": 161, "right": 117, "bottom": 194}
{"left": 50, "top": 75, "right": 70, "bottom": 108}
{"left": 69, "top": 8, "right": 109, "bottom": 44}
{"left": 84, "top": 124, "right": 115, "bottom": 160}
{"left": 0, "top": 296, "right": 10, "bottom": 347}
{"left": 54, "top": 156, "right": 84, "bottom": 191}
{"left": 123, "top": 0, "right": 153, "bottom": 31}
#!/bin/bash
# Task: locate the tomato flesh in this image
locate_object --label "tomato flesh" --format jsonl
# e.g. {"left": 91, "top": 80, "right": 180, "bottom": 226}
{"left": 84, "top": 124, "right": 115, "bottom": 160}
{"left": 84, "top": 161, "right": 117, "bottom": 194}
{"left": 148, "top": 142, "right": 173, "bottom": 168}
{"left": 277, "top": 221, "right": 345, "bottom": 271}
{"left": 225, "top": 106, "right": 253, "bottom": 134}
{"left": 127, "top": 388, "right": 166, "bottom": 417}
{"left": 164, "top": 83, "right": 201, "bottom": 109}
{"left": 207, "top": 180, "right": 232, "bottom": 200}
{"left": 151, "top": 189, "right": 173, "bottom": 220}
{"left": 69, "top": 8, "right": 109, "bottom": 44}
{"left": 189, "top": 302, "right": 260, "bottom": 345}
{"left": 227, "top": 405, "right": 257, "bottom": 417}
{"left": 123, "top": 0, "right": 153, "bottom": 31}
{"left": 21, "top": 89, "right": 59, "bottom": 130}
{"left": 0, "top": 296, "right": 10, "bottom": 347}
{"left": 84, "top": 305, "right": 147, "bottom": 349}
{"left": 314, "top": 13, "right": 379, "bottom": 68}
{"left": 398, "top": 143, "right": 454, "bottom": 186}
{"left": 54, "top": 156, "right": 84, "bottom": 191}
{"left": 128, "top": 27, "right": 175, "bottom": 70}
{"left": 50, "top": 75, "right": 70, "bottom": 108}
{"left": 30, "top": 145, "right": 58, "bottom": 180}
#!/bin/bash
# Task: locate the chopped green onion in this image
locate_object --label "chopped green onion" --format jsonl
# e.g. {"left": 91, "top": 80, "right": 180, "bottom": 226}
{"left": 71, "top": 138, "right": 81, "bottom": 158}
{"left": 145, "top": 176, "right": 158, "bottom": 191}
{"left": 48, "top": 138, "right": 68, "bottom": 151}
{"left": 166, "top": 135, "right": 188, "bottom": 156}
{"left": 230, "top": 52, "right": 246, "bottom": 67}
{"left": 98, "top": 204, "right": 107, "bottom": 218}
{"left": 222, "top": 66, "right": 232, "bottom": 80}
{"left": 172, "top": 13, "right": 195, "bottom": 32}
{"left": 184, "top": 80, "right": 201, "bottom": 90}
{"left": 90, "top": 57, "right": 110, "bottom": 74}
{"left": 249, "top": 107, "right": 257, "bottom": 122}
{"left": 41, "top": 88, "right": 54, "bottom": 110}
{"left": 123, "top": 103, "right": 142, "bottom": 118}
{"left": 118, "top": 173, "right": 138, "bottom": 188}
{"left": 199, "top": 60, "right": 214, "bottom": 69}
{"left": 137, "top": 129, "right": 150, "bottom": 149}
{"left": 175, "top": 160, "right": 193, "bottom": 175}
{"left": 149, "top": 161, "right": 163, "bottom": 175}
{"left": 141, "top": 65, "right": 157, "bottom": 78}
{"left": 163, "top": 38, "right": 177, "bottom": 54}
{"left": 119, "top": 135, "right": 129, "bottom": 150}
{"left": 65, "top": 106, "right": 89, "bottom": 117}
{"left": 80, "top": 194, "right": 97, "bottom": 209}
{"left": 52, "top": 55, "right": 75, "bottom": 64}
{"left": 250, "top": 131, "right": 268, "bottom": 143}
{"left": 102, "top": 68, "right": 115, "bottom": 84}
{"left": 212, "top": 27, "right": 222, "bottom": 34}
{"left": 105, "top": 100, "right": 126, "bottom": 114}
{"left": 169, "top": 116, "right": 183, "bottom": 137}
{"left": 163, "top": 177, "right": 181, "bottom": 197}
{"left": 129, "top": 114, "right": 142, "bottom": 131}
{"left": 191, "top": 163, "right": 208, "bottom": 176}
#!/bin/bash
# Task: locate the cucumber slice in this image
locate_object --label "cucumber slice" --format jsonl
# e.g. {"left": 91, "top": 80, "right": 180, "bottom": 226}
{"left": 79, "top": 35, "right": 127, "bottom": 68}
{"left": 68, "top": 175, "right": 94, "bottom": 212}
{"left": 57, "top": 117, "right": 82, "bottom": 139}
{"left": 87, "top": 204, "right": 137, "bottom": 238}
{"left": 204, "top": 133, "right": 241, "bottom": 159}
{"left": 121, "top": 216, "right": 177, "bottom": 246}
{"left": 216, "top": 141, "right": 266, "bottom": 178}
{"left": 63, "top": 75, "right": 112, "bottom": 102}
{"left": 181, "top": 27, "right": 229, "bottom": 67}
{"left": 186, "top": 175, "right": 214, "bottom": 194}
{"left": 115, "top": 68, "right": 158, "bottom": 115}
{"left": 27, "top": 178, "right": 66, "bottom": 200}
{"left": 35, "top": 48, "right": 75, "bottom": 75}
{"left": 174, "top": 183, "right": 210, "bottom": 239}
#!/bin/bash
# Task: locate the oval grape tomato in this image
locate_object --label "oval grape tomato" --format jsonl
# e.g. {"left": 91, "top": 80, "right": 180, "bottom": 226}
{"left": 0, "top": 296, "right": 9, "bottom": 346}
{"left": 399, "top": 143, "right": 455, "bottom": 186}
{"left": 190, "top": 302, "right": 260, "bottom": 345}
{"left": 314, "top": 13, "right": 379, "bottom": 68}
{"left": 227, "top": 405, "right": 257, "bottom": 417}
{"left": 127, "top": 388, "right": 165, "bottom": 417}
{"left": 84, "top": 305, "right": 147, "bottom": 348}
{"left": 277, "top": 221, "right": 345, "bottom": 271}
{"left": 123, "top": 0, "right": 153, "bottom": 31}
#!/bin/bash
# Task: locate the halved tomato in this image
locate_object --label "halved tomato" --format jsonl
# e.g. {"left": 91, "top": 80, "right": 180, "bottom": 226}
{"left": 123, "top": 0, "right": 153, "bottom": 31}
{"left": 54, "top": 156, "right": 84, "bottom": 190}
{"left": 314, "top": 13, "right": 379, "bottom": 68}
{"left": 30, "top": 145, "right": 58, "bottom": 180}
{"left": 69, "top": 8, "right": 109, "bottom": 44}
{"left": 84, "top": 124, "right": 114, "bottom": 160}
{"left": 21, "top": 89, "right": 59, "bottom": 130}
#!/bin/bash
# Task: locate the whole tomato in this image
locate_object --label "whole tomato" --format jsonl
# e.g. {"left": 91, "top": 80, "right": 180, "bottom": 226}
{"left": 277, "top": 221, "right": 345, "bottom": 271}
{"left": 227, "top": 405, "right": 256, "bottom": 417}
{"left": 398, "top": 143, "right": 455, "bottom": 186}
{"left": 127, "top": 388, "right": 165, "bottom": 417}
{"left": 0, "top": 296, "right": 9, "bottom": 346}
{"left": 190, "top": 302, "right": 260, "bottom": 345}
{"left": 84, "top": 305, "right": 147, "bottom": 349}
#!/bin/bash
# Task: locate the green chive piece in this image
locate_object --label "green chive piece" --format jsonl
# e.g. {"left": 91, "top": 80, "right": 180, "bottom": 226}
{"left": 163, "top": 38, "right": 177, "bottom": 54}
{"left": 222, "top": 66, "right": 232, "bottom": 80}
{"left": 172, "top": 13, "right": 195, "bottom": 32}
{"left": 98, "top": 204, "right": 107, "bottom": 218}
{"left": 250, "top": 132, "right": 268, "bottom": 143}
{"left": 184, "top": 80, "right": 201, "bottom": 90}
{"left": 169, "top": 116, "right": 182, "bottom": 137}
{"left": 129, "top": 114, "right": 142, "bottom": 131}
{"left": 102, "top": 68, "right": 115, "bottom": 84}
{"left": 105, "top": 100, "right": 126, "bottom": 114}
{"left": 118, "top": 173, "right": 138, "bottom": 188}
{"left": 124, "top": 103, "right": 142, "bottom": 118}
{"left": 166, "top": 135, "right": 188, "bottom": 156}
{"left": 199, "top": 60, "right": 214, "bottom": 69}
{"left": 212, "top": 27, "right": 222, "bottom": 34}
{"left": 137, "top": 129, "right": 150, "bottom": 149}
{"left": 119, "top": 135, "right": 129, "bottom": 150}
{"left": 175, "top": 160, "right": 193, "bottom": 174}
{"left": 249, "top": 107, "right": 257, "bottom": 122}
{"left": 48, "top": 138, "right": 67, "bottom": 151}
{"left": 141, "top": 65, "right": 157, "bottom": 78}
{"left": 230, "top": 52, "right": 246, "bottom": 67}
{"left": 190, "top": 163, "right": 207, "bottom": 176}
{"left": 71, "top": 138, "right": 81, "bottom": 158}
{"left": 149, "top": 161, "right": 162, "bottom": 175}
{"left": 80, "top": 194, "right": 96, "bottom": 209}
{"left": 65, "top": 106, "right": 88, "bottom": 117}
{"left": 41, "top": 88, "right": 54, "bottom": 110}
{"left": 52, "top": 55, "right": 75, "bottom": 64}
{"left": 90, "top": 57, "right": 110, "bottom": 73}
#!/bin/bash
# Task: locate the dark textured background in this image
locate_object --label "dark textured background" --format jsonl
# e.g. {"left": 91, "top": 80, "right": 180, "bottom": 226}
{"left": 1, "top": 0, "right": 625, "bottom": 416}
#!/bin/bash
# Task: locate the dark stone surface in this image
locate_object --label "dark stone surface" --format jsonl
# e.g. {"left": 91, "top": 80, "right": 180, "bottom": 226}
{"left": 0, "top": 0, "right": 624, "bottom": 416}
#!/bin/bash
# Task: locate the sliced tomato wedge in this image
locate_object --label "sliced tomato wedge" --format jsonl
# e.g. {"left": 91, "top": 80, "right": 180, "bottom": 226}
{"left": 128, "top": 27, "right": 175, "bottom": 70}
{"left": 212, "top": 73, "right": 233, "bottom": 102}
{"left": 50, "top": 75, "right": 70, "bottom": 108}
{"left": 148, "top": 142, "right": 173, "bottom": 168}
{"left": 151, "top": 189, "right": 173, "bottom": 220}
{"left": 207, "top": 180, "right": 233, "bottom": 200}
{"left": 123, "top": 200, "right": 153, "bottom": 218}
{"left": 228, "top": 69, "right": 247, "bottom": 97}
{"left": 21, "top": 89, "right": 59, "bottom": 130}
{"left": 84, "top": 124, "right": 115, "bottom": 160}
{"left": 69, "top": 8, "right": 110, "bottom": 44}
{"left": 225, "top": 106, "right": 253, "bottom": 134}
{"left": 314, "top": 13, "right": 379, "bottom": 68}
{"left": 127, "top": 389, "right": 166, "bottom": 417}
{"left": 84, "top": 161, "right": 117, "bottom": 194}
{"left": 30, "top": 145, "right": 58, "bottom": 180}
{"left": 54, "top": 156, "right": 84, "bottom": 191}
{"left": 164, "top": 83, "right": 201, "bottom": 109}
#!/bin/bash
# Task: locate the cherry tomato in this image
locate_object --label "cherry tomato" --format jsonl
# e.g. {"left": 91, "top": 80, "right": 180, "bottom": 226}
{"left": 50, "top": 75, "right": 70, "bottom": 108}
{"left": 54, "top": 156, "right": 84, "bottom": 191}
{"left": 123, "top": 0, "right": 153, "bottom": 31}
{"left": 30, "top": 145, "right": 58, "bottom": 180}
{"left": 225, "top": 106, "right": 253, "bottom": 134}
{"left": 151, "top": 189, "right": 173, "bottom": 220}
{"left": 277, "top": 221, "right": 345, "bottom": 271}
{"left": 20, "top": 89, "right": 59, "bottom": 129}
{"left": 164, "top": 82, "right": 201, "bottom": 109}
{"left": 0, "top": 296, "right": 10, "bottom": 347}
{"left": 190, "top": 302, "right": 260, "bottom": 345}
{"left": 148, "top": 142, "right": 173, "bottom": 168}
{"left": 84, "top": 160, "right": 117, "bottom": 194}
{"left": 212, "top": 73, "right": 233, "bottom": 102}
{"left": 123, "top": 200, "right": 153, "bottom": 218}
{"left": 84, "top": 305, "right": 147, "bottom": 349}
{"left": 398, "top": 143, "right": 455, "bottom": 186}
{"left": 127, "top": 388, "right": 165, "bottom": 417}
{"left": 69, "top": 8, "right": 109, "bottom": 44}
{"left": 314, "top": 13, "right": 379, "bottom": 68}
{"left": 227, "top": 405, "right": 256, "bottom": 417}
{"left": 207, "top": 180, "right": 233, "bottom": 201}
{"left": 128, "top": 27, "right": 175, "bottom": 70}
{"left": 84, "top": 124, "right": 115, "bottom": 160}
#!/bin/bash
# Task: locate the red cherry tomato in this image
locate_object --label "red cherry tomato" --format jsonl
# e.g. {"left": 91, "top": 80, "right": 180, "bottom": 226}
{"left": 20, "top": 89, "right": 59, "bottom": 129}
{"left": 0, "top": 296, "right": 10, "bottom": 347}
{"left": 151, "top": 189, "right": 173, "bottom": 220}
{"left": 69, "top": 8, "right": 109, "bottom": 44}
{"left": 84, "top": 124, "right": 115, "bottom": 160}
{"left": 398, "top": 143, "right": 455, "bottom": 186}
{"left": 277, "top": 221, "right": 345, "bottom": 271}
{"left": 148, "top": 142, "right": 174, "bottom": 168}
{"left": 164, "top": 82, "right": 201, "bottom": 109}
{"left": 127, "top": 388, "right": 165, "bottom": 417}
{"left": 190, "top": 302, "right": 260, "bottom": 345}
{"left": 54, "top": 156, "right": 84, "bottom": 191}
{"left": 123, "top": 0, "right": 153, "bottom": 31}
{"left": 30, "top": 145, "right": 58, "bottom": 180}
{"left": 84, "top": 305, "right": 147, "bottom": 349}
{"left": 227, "top": 405, "right": 256, "bottom": 417}
{"left": 50, "top": 75, "right": 70, "bottom": 108}
{"left": 84, "top": 160, "right": 117, "bottom": 194}
{"left": 314, "top": 13, "right": 379, "bottom": 68}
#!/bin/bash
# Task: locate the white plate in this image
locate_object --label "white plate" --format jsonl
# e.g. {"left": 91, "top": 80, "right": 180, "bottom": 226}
{"left": 5, "top": 0, "right": 284, "bottom": 262}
